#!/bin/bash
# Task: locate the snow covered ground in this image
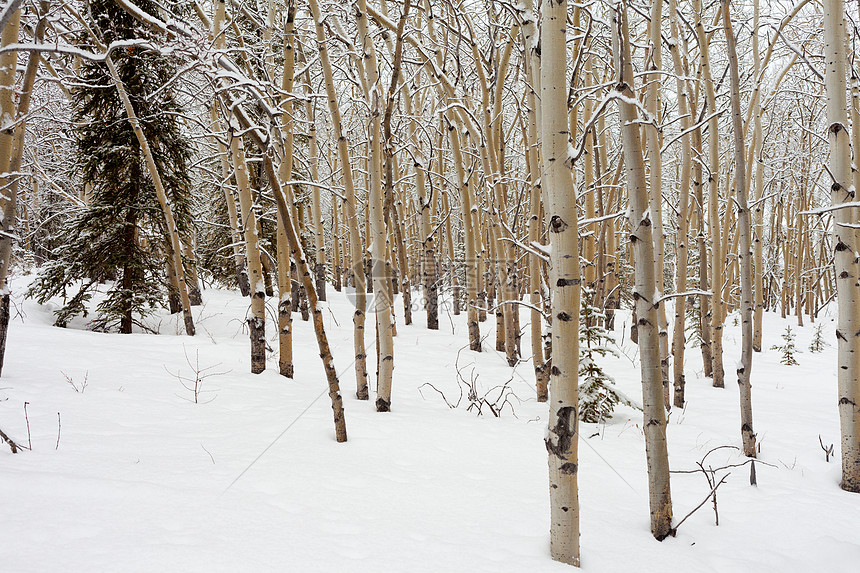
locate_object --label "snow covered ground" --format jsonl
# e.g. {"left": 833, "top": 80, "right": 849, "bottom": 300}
{"left": 1, "top": 273, "right": 858, "bottom": 572}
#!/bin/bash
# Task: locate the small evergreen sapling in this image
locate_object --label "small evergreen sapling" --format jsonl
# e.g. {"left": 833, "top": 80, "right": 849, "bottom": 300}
{"left": 771, "top": 325, "right": 800, "bottom": 365}
{"left": 809, "top": 324, "right": 828, "bottom": 353}
{"left": 579, "top": 289, "right": 639, "bottom": 423}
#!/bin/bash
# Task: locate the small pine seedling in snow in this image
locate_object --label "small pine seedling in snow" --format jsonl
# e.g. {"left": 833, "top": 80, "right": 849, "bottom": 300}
{"left": 771, "top": 325, "right": 800, "bottom": 366}
{"left": 579, "top": 289, "right": 640, "bottom": 423}
{"left": 809, "top": 324, "right": 828, "bottom": 353}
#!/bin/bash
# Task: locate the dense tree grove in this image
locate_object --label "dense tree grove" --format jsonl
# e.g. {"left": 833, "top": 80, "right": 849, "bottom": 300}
{"left": 1, "top": 0, "right": 859, "bottom": 566}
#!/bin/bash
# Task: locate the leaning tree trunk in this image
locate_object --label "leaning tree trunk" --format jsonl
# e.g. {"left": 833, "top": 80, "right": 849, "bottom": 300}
{"left": 309, "top": 0, "right": 369, "bottom": 399}
{"left": 613, "top": 3, "right": 673, "bottom": 540}
{"left": 822, "top": 0, "right": 860, "bottom": 492}
{"left": 541, "top": 0, "right": 581, "bottom": 566}
{"left": 105, "top": 55, "right": 195, "bottom": 337}
{"left": 723, "top": 0, "right": 756, "bottom": 458}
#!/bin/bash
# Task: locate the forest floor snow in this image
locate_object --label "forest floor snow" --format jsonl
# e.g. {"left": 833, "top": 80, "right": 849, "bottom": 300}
{"left": 1, "top": 273, "right": 858, "bottom": 572}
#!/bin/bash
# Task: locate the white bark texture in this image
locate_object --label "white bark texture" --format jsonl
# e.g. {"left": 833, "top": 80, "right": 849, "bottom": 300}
{"left": 723, "top": 0, "right": 756, "bottom": 458}
{"left": 613, "top": 3, "right": 673, "bottom": 540}
{"left": 823, "top": 0, "right": 860, "bottom": 492}
{"left": 541, "top": 0, "right": 580, "bottom": 565}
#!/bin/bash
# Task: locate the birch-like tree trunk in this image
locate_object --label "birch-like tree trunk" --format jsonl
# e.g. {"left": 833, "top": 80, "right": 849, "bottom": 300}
{"left": 206, "top": 1, "right": 249, "bottom": 300}
{"left": 823, "top": 0, "right": 860, "bottom": 492}
{"left": 541, "top": 0, "right": 580, "bottom": 565}
{"left": 309, "top": 0, "right": 369, "bottom": 398}
{"left": 0, "top": 5, "right": 33, "bottom": 374}
{"left": 522, "top": 0, "right": 547, "bottom": 401}
{"left": 694, "top": 0, "right": 724, "bottom": 387}
{"left": 276, "top": 1, "right": 297, "bottom": 378}
{"left": 613, "top": 3, "right": 673, "bottom": 540}
{"left": 355, "top": 0, "right": 394, "bottom": 411}
{"left": 752, "top": 0, "right": 765, "bottom": 352}
{"left": 644, "top": 0, "right": 671, "bottom": 408}
{"left": 723, "top": 0, "right": 756, "bottom": 458}
{"left": 668, "top": 0, "right": 691, "bottom": 408}
{"left": 229, "top": 130, "right": 265, "bottom": 371}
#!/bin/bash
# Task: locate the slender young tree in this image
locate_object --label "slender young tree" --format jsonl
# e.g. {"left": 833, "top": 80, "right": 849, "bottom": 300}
{"left": 668, "top": 0, "right": 692, "bottom": 408}
{"left": 613, "top": 2, "right": 673, "bottom": 540}
{"left": 355, "top": 0, "right": 394, "bottom": 411}
{"left": 694, "top": 0, "right": 725, "bottom": 388}
{"left": 723, "top": 0, "right": 756, "bottom": 458}
{"left": 309, "top": 0, "right": 369, "bottom": 398}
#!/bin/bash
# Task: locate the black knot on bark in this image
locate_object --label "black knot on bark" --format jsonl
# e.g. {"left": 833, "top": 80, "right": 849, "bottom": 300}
{"left": 549, "top": 215, "right": 569, "bottom": 233}
{"left": 545, "top": 406, "right": 577, "bottom": 457}
{"left": 560, "top": 463, "right": 578, "bottom": 475}
{"left": 829, "top": 122, "right": 846, "bottom": 134}
{"left": 835, "top": 240, "right": 849, "bottom": 252}
{"left": 557, "top": 311, "right": 572, "bottom": 322}
{"left": 641, "top": 212, "right": 652, "bottom": 227}
{"left": 556, "top": 278, "right": 579, "bottom": 287}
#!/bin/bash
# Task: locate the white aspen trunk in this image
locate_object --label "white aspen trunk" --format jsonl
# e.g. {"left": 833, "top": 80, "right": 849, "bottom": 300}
{"left": 694, "top": 0, "right": 725, "bottom": 387}
{"left": 0, "top": 6, "right": 27, "bottom": 374}
{"left": 310, "top": 112, "right": 325, "bottom": 301}
{"left": 332, "top": 192, "right": 343, "bottom": 292}
{"left": 723, "top": 0, "right": 757, "bottom": 458}
{"left": 669, "top": 0, "right": 691, "bottom": 408}
{"left": 0, "top": 7, "right": 20, "bottom": 313}
{"left": 541, "top": 0, "right": 580, "bottom": 565}
{"left": 263, "top": 151, "right": 348, "bottom": 443}
{"left": 583, "top": 53, "right": 597, "bottom": 292}
{"left": 276, "top": 1, "right": 296, "bottom": 378}
{"left": 613, "top": 3, "right": 673, "bottom": 540}
{"left": 521, "top": 0, "right": 547, "bottom": 400}
{"left": 381, "top": 3, "right": 412, "bottom": 330}
{"left": 309, "top": 0, "right": 369, "bottom": 399}
{"left": 645, "top": 0, "right": 671, "bottom": 408}
{"left": 209, "top": 0, "right": 248, "bottom": 297}
{"left": 823, "top": 0, "right": 860, "bottom": 492}
{"left": 450, "top": 124, "right": 481, "bottom": 350}
{"left": 355, "top": 0, "right": 394, "bottom": 411}
{"left": 228, "top": 130, "right": 266, "bottom": 372}
{"left": 752, "top": 0, "right": 765, "bottom": 352}
{"left": 404, "top": 84, "right": 438, "bottom": 330}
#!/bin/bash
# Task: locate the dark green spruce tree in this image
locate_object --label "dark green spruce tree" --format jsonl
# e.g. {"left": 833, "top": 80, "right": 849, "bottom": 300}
{"left": 29, "top": 0, "right": 194, "bottom": 333}
{"left": 579, "top": 288, "right": 640, "bottom": 423}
